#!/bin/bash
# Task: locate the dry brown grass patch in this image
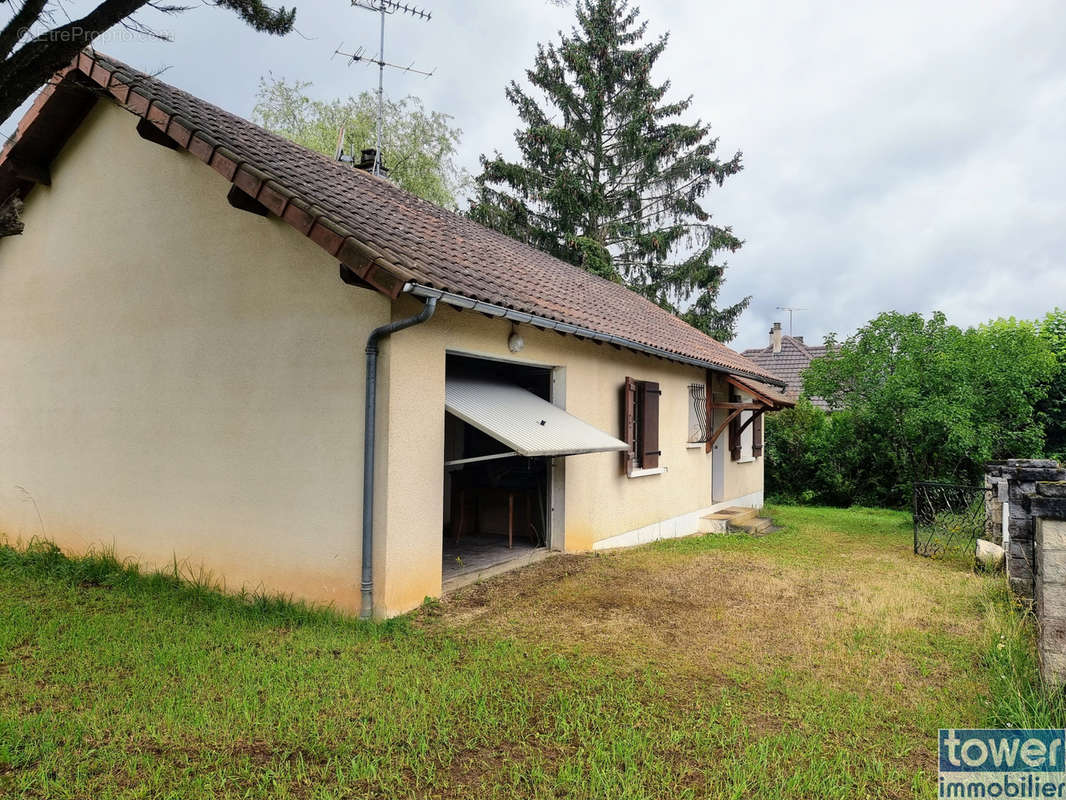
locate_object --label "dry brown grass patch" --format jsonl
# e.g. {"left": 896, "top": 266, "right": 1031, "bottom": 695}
{"left": 435, "top": 526, "right": 987, "bottom": 716}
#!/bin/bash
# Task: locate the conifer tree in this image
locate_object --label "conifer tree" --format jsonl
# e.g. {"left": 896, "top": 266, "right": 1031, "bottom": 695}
{"left": 469, "top": 0, "right": 749, "bottom": 341}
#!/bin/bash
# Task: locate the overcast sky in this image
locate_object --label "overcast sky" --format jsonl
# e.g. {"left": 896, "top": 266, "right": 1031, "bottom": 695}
{"left": 7, "top": 0, "right": 1064, "bottom": 349}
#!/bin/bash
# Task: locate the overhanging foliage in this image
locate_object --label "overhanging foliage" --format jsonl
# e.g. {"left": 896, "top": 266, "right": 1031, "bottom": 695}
{"left": 766, "top": 311, "right": 1060, "bottom": 508}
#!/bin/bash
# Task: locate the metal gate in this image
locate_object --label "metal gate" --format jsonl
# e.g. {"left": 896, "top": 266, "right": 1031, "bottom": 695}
{"left": 913, "top": 481, "right": 992, "bottom": 557}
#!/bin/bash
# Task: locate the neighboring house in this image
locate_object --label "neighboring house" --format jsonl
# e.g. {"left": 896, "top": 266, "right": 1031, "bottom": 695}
{"left": 0, "top": 52, "right": 791, "bottom": 618}
{"left": 742, "top": 322, "right": 833, "bottom": 409}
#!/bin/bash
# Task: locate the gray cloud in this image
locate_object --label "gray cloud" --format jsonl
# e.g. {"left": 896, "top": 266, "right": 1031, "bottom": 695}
{"left": 6, "top": 0, "right": 1063, "bottom": 349}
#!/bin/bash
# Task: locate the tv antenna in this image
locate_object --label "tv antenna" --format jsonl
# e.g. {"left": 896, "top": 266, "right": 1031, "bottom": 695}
{"left": 776, "top": 306, "right": 808, "bottom": 337}
{"left": 333, "top": 0, "right": 434, "bottom": 176}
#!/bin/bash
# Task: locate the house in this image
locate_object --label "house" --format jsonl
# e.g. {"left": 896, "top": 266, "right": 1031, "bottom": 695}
{"left": 742, "top": 322, "right": 832, "bottom": 409}
{"left": 0, "top": 51, "right": 791, "bottom": 618}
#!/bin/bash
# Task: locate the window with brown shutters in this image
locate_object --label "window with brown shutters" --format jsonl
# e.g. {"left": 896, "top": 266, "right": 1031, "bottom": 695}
{"left": 752, "top": 411, "right": 764, "bottom": 458}
{"left": 621, "top": 377, "right": 661, "bottom": 472}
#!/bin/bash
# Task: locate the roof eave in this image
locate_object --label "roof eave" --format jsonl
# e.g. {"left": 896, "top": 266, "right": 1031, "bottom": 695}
{"left": 1, "top": 50, "right": 414, "bottom": 299}
{"left": 405, "top": 283, "right": 788, "bottom": 388}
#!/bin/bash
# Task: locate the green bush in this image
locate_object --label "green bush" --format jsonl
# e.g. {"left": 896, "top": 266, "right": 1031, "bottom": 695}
{"left": 766, "top": 311, "right": 1061, "bottom": 509}
{"left": 1038, "top": 309, "right": 1066, "bottom": 461}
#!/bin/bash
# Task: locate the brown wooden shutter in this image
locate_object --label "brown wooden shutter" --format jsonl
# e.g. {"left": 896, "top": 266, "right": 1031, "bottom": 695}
{"left": 639, "top": 381, "right": 661, "bottom": 469}
{"left": 752, "top": 411, "right": 764, "bottom": 457}
{"left": 728, "top": 390, "right": 742, "bottom": 461}
{"left": 621, "top": 377, "right": 636, "bottom": 472}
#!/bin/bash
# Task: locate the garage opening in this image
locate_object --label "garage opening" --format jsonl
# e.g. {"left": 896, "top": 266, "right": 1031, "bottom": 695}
{"left": 443, "top": 354, "right": 552, "bottom": 589}
{"left": 442, "top": 352, "right": 627, "bottom": 590}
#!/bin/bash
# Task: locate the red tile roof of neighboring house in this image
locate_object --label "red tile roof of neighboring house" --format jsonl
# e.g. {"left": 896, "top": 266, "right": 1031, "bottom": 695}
{"left": 0, "top": 51, "right": 784, "bottom": 386}
{"left": 741, "top": 334, "right": 832, "bottom": 408}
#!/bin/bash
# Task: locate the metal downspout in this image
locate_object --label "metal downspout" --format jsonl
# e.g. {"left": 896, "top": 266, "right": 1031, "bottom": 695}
{"left": 360, "top": 295, "right": 438, "bottom": 619}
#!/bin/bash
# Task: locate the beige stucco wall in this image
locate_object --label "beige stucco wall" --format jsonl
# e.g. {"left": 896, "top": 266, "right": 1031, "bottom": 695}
{"left": 374, "top": 296, "right": 767, "bottom": 616}
{"left": 0, "top": 100, "right": 390, "bottom": 611}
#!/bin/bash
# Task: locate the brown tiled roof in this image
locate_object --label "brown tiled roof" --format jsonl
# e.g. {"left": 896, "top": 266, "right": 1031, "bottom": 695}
{"left": 741, "top": 335, "right": 832, "bottom": 409}
{"left": 0, "top": 50, "right": 784, "bottom": 387}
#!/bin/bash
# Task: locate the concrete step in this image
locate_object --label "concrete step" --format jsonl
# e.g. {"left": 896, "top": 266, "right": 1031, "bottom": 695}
{"left": 728, "top": 516, "right": 773, "bottom": 535}
{"left": 699, "top": 506, "right": 760, "bottom": 534}
{"left": 698, "top": 516, "right": 728, "bottom": 534}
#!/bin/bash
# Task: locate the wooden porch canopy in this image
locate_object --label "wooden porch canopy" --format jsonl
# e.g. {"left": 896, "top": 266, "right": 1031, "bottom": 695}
{"left": 703, "top": 373, "right": 795, "bottom": 454}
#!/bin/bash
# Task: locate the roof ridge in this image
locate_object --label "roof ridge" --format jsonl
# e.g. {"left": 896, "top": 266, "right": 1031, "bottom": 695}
{"left": 785, "top": 335, "right": 814, "bottom": 358}
{"left": 740, "top": 344, "right": 771, "bottom": 356}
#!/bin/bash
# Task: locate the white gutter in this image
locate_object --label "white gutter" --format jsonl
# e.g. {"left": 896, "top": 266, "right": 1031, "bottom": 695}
{"left": 404, "top": 283, "right": 787, "bottom": 389}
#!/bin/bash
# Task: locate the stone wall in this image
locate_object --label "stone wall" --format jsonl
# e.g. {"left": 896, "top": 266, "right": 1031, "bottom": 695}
{"left": 985, "top": 466, "right": 1007, "bottom": 546}
{"left": 984, "top": 462, "right": 1066, "bottom": 685}
{"left": 985, "top": 460, "right": 1066, "bottom": 598}
{"left": 1029, "top": 482, "right": 1066, "bottom": 685}
{"left": 984, "top": 469, "right": 1002, "bottom": 546}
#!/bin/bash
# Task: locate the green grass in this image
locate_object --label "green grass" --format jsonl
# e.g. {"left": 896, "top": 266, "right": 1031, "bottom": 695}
{"left": 981, "top": 581, "right": 1066, "bottom": 729}
{"left": 0, "top": 507, "right": 1059, "bottom": 799}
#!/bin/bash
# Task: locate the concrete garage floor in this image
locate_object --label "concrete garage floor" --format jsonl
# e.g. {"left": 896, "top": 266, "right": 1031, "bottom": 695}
{"left": 442, "top": 534, "right": 550, "bottom": 592}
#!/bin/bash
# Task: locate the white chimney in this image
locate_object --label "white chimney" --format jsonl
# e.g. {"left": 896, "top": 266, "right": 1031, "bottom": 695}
{"left": 770, "top": 322, "right": 783, "bottom": 353}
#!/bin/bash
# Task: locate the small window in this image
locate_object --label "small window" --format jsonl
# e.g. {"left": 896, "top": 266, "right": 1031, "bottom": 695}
{"left": 727, "top": 389, "right": 764, "bottom": 462}
{"left": 739, "top": 410, "right": 754, "bottom": 461}
{"left": 621, "top": 377, "right": 661, "bottom": 471}
{"left": 687, "top": 383, "right": 707, "bottom": 443}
